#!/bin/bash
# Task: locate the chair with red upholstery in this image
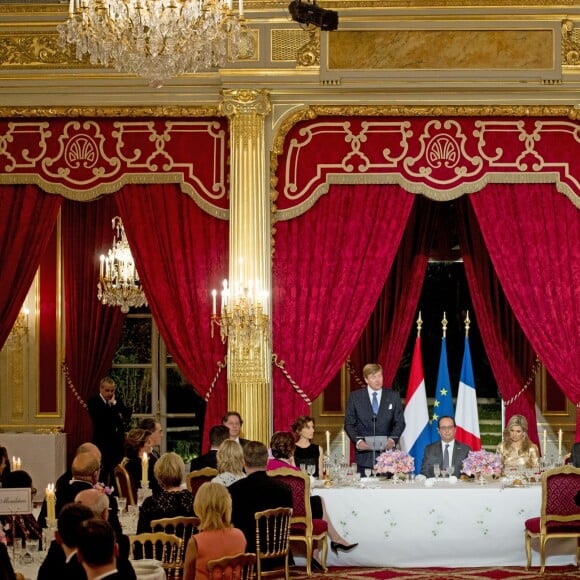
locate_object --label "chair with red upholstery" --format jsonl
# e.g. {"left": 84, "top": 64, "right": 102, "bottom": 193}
{"left": 186, "top": 467, "right": 218, "bottom": 499}
{"left": 524, "top": 464, "right": 580, "bottom": 573}
{"left": 268, "top": 467, "right": 328, "bottom": 577}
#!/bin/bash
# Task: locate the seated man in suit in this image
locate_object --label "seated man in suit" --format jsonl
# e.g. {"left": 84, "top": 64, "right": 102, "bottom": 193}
{"left": 228, "top": 441, "right": 293, "bottom": 556}
{"left": 345, "top": 363, "right": 406, "bottom": 473}
{"left": 37, "top": 503, "right": 94, "bottom": 580}
{"left": 223, "top": 411, "right": 250, "bottom": 447}
{"left": 76, "top": 489, "right": 136, "bottom": 579}
{"left": 421, "top": 416, "right": 471, "bottom": 478}
{"left": 77, "top": 519, "right": 122, "bottom": 580}
{"left": 190, "top": 424, "right": 230, "bottom": 471}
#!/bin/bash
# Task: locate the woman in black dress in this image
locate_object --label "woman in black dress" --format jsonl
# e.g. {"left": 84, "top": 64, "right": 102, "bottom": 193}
{"left": 292, "top": 416, "right": 323, "bottom": 478}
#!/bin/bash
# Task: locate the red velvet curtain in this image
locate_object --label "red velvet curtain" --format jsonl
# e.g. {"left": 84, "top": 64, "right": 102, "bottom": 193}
{"left": 272, "top": 184, "right": 415, "bottom": 430}
{"left": 115, "top": 184, "right": 228, "bottom": 448}
{"left": 0, "top": 185, "right": 61, "bottom": 349}
{"left": 469, "top": 184, "right": 580, "bottom": 438}
{"left": 62, "top": 196, "right": 127, "bottom": 459}
{"left": 349, "top": 196, "right": 437, "bottom": 387}
{"left": 456, "top": 198, "right": 539, "bottom": 444}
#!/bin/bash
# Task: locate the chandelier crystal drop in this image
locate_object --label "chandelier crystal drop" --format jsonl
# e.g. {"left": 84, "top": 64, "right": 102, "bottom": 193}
{"left": 97, "top": 216, "right": 148, "bottom": 313}
{"left": 58, "top": 0, "right": 249, "bottom": 88}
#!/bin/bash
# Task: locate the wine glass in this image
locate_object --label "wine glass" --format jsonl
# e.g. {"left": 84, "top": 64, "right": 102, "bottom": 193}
{"left": 117, "top": 497, "right": 127, "bottom": 513}
{"left": 306, "top": 464, "right": 316, "bottom": 477}
{"left": 433, "top": 463, "right": 441, "bottom": 479}
{"left": 299, "top": 464, "right": 307, "bottom": 473}
{"left": 364, "top": 468, "right": 371, "bottom": 478}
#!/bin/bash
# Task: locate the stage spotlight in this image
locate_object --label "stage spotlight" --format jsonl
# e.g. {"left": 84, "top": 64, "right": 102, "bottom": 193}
{"left": 288, "top": 0, "right": 339, "bottom": 32}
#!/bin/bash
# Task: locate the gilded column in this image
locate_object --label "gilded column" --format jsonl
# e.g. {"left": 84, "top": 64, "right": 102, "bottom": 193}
{"left": 219, "top": 89, "right": 272, "bottom": 444}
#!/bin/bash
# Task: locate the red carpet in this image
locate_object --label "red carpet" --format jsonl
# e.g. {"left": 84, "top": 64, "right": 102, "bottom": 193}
{"left": 289, "top": 566, "right": 580, "bottom": 579}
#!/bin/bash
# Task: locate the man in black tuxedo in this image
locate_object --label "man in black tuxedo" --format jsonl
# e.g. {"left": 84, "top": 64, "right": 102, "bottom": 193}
{"left": 223, "top": 411, "right": 250, "bottom": 447}
{"left": 228, "top": 441, "right": 293, "bottom": 555}
{"left": 420, "top": 416, "right": 471, "bottom": 478}
{"left": 345, "top": 363, "right": 406, "bottom": 472}
{"left": 190, "top": 424, "right": 230, "bottom": 471}
{"left": 77, "top": 519, "right": 124, "bottom": 580}
{"left": 87, "top": 376, "right": 132, "bottom": 486}
{"left": 37, "top": 503, "right": 94, "bottom": 580}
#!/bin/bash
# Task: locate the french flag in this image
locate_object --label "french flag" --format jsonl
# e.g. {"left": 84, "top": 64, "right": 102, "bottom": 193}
{"left": 455, "top": 335, "right": 481, "bottom": 451}
{"left": 400, "top": 336, "right": 431, "bottom": 474}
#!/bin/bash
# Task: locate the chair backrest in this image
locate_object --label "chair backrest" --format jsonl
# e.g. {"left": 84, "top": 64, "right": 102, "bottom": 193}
{"left": 254, "top": 507, "right": 292, "bottom": 575}
{"left": 267, "top": 468, "right": 312, "bottom": 528}
{"left": 186, "top": 467, "right": 218, "bottom": 496}
{"left": 541, "top": 465, "right": 580, "bottom": 528}
{"left": 114, "top": 458, "right": 137, "bottom": 506}
{"left": 129, "top": 531, "right": 183, "bottom": 578}
{"left": 150, "top": 515, "right": 200, "bottom": 558}
{"left": 207, "top": 552, "right": 256, "bottom": 580}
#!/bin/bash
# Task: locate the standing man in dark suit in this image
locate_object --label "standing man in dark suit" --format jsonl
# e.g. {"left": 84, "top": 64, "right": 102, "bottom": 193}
{"left": 223, "top": 411, "right": 250, "bottom": 447}
{"left": 420, "top": 416, "right": 471, "bottom": 478}
{"left": 345, "top": 363, "right": 406, "bottom": 473}
{"left": 228, "top": 441, "right": 293, "bottom": 555}
{"left": 87, "top": 376, "right": 132, "bottom": 486}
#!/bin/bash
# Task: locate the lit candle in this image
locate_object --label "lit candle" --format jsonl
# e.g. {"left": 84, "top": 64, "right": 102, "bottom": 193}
{"left": 558, "top": 429, "right": 563, "bottom": 457}
{"left": 341, "top": 430, "right": 346, "bottom": 461}
{"left": 46, "top": 483, "right": 56, "bottom": 521}
{"left": 543, "top": 429, "right": 547, "bottom": 453}
{"left": 12, "top": 456, "right": 21, "bottom": 471}
{"left": 100, "top": 255, "right": 105, "bottom": 277}
{"left": 239, "top": 0, "right": 244, "bottom": 17}
{"left": 211, "top": 289, "right": 217, "bottom": 316}
{"left": 325, "top": 430, "right": 330, "bottom": 457}
{"left": 141, "top": 452, "right": 149, "bottom": 484}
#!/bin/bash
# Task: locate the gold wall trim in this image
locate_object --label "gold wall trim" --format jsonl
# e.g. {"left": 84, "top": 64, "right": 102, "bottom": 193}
{"left": 0, "top": 106, "right": 220, "bottom": 118}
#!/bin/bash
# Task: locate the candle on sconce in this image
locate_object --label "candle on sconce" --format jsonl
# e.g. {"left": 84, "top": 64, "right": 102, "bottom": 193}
{"left": 211, "top": 289, "right": 217, "bottom": 316}
{"left": 542, "top": 429, "right": 547, "bottom": 453}
{"left": 141, "top": 452, "right": 149, "bottom": 484}
{"left": 46, "top": 483, "right": 56, "bottom": 521}
{"left": 341, "top": 430, "right": 347, "bottom": 461}
{"left": 325, "top": 430, "right": 330, "bottom": 457}
{"left": 558, "top": 429, "right": 563, "bottom": 457}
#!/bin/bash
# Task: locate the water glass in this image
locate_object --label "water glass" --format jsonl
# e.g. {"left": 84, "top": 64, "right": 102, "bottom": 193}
{"left": 433, "top": 463, "right": 441, "bottom": 479}
{"left": 117, "top": 497, "right": 127, "bottom": 513}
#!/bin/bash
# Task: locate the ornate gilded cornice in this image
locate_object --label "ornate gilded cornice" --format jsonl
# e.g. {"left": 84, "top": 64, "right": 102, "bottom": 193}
{"left": 0, "top": 106, "right": 221, "bottom": 118}
{"left": 562, "top": 20, "right": 580, "bottom": 66}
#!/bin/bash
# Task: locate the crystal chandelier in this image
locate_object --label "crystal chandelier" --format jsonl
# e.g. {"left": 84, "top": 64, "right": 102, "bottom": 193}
{"left": 211, "top": 278, "right": 269, "bottom": 360}
{"left": 97, "top": 216, "right": 148, "bottom": 313}
{"left": 58, "top": 0, "right": 249, "bottom": 88}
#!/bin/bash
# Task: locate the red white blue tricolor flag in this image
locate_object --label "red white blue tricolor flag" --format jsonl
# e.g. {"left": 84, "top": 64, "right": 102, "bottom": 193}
{"left": 400, "top": 336, "right": 431, "bottom": 474}
{"left": 455, "top": 335, "right": 481, "bottom": 451}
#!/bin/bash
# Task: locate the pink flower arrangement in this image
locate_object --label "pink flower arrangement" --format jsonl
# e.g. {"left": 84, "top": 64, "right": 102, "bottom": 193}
{"left": 374, "top": 450, "right": 415, "bottom": 475}
{"left": 461, "top": 450, "right": 502, "bottom": 477}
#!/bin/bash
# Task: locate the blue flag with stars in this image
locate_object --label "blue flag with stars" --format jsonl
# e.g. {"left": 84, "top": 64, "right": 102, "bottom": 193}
{"left": 430, "top": 336, "right": 455, "bottom": 442}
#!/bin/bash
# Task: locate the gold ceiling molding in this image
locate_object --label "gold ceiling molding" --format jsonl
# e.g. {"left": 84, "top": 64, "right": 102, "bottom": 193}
{"left": 562, "top": 20, "right": 580, "bottom": 66}
{"left": 0, "top": 105, "right": 221, "bottom": 118}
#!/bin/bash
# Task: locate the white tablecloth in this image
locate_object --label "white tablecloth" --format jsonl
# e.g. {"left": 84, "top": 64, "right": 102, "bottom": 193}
{"left": 316, "top": 479, "right": 577, "bottom": 568}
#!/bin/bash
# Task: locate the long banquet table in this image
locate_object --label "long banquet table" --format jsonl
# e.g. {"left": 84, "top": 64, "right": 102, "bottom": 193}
{"left": 315, "top": 478, "right": 577, "bottom": 568}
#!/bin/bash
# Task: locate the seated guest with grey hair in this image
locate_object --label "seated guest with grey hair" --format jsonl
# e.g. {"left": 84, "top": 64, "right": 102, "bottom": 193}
{"left": 137, "top": 452, "right": 195, "bottom": 534}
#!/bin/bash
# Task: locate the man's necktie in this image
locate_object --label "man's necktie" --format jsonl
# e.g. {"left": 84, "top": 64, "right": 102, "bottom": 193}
{"left": 372, "top": 392, "right": 379, "bottom": 415}
{"left": 443, "top": 444, "right": 450, "bottom": 470}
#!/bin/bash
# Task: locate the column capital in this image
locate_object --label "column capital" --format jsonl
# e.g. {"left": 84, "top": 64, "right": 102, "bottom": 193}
{"left": 219, "top": 89, "right": 271, "bottom": 118}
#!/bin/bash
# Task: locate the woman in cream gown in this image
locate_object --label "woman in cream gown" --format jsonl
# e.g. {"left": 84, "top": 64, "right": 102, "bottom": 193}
{"left": 496, "top": 414, "right": 540, "bottom": 470}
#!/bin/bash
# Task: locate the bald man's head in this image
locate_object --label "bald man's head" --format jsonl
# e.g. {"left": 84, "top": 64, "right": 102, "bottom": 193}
{"left": 71, "top": 452, "right": 100, "bottom": 482}
{"left": 75, "top": 488, "right": 109, "bottom": 521}
{"left": 76, "top": 443, "right": 101, "bottom": 460}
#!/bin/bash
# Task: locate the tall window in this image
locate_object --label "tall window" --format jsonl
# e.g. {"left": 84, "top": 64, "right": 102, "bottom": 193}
{"left": 110, "top": 309, "right": 205, "bottom": 462}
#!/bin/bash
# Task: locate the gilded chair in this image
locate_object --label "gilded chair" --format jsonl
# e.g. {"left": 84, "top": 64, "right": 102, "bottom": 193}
{"left": 524, "top": 464, "right": 580, "bottom": 573}
{"left": 254, "top": 507, "right": 292, "bottom": 580}
{"left": 186, "top": 467, "right": 218, "bottom": 498}
{"left": 207, "top": 552, "right": 257, "bottom": 580}
{"left": 151, "top": 515, "right": 200, "bottom": 564}
{"left": 114, "top": 458, "right": 137, "bottom": 506}
{"left": 129, "top": 531, "right": 183, "bottom": 579}
{"left": 268, "top": 468, "right": 328, "bottom": 577}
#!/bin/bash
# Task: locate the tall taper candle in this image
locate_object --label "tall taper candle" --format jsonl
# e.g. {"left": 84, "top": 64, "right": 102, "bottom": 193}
{"left": 325, "top": 430, "right": 330, "bottom": 457}
{"left": 558, "top": 429, "right": 563, "bottom": 457}
{"left": 46, "top": 483, "right": 56, "bottom": 521}
{"left": 543, "top": 429, "right": 547, "bottom": 453}
{"left": 341, "top": 430, "right": 346, "bottom": 461}
{"left": 141, "top": 452, "right": 149, "bottom": 484}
